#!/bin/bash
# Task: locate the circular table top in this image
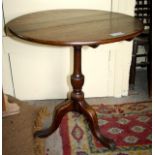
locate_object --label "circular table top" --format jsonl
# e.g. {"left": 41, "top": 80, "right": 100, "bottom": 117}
{"left": 6, "top": 9, "right": 143, "bottom": 46}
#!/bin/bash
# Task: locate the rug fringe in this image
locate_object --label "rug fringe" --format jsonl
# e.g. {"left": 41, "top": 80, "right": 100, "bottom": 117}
{"left": 33, "top": 107, "right": 50, "bottom": 155}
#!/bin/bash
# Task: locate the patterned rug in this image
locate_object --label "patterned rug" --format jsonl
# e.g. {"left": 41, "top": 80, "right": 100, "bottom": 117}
{"left": 59, "top": 101, "right": 152, "bottom": 155}
{"left": 34, "top": 101, "right": 152, "bottom": 155}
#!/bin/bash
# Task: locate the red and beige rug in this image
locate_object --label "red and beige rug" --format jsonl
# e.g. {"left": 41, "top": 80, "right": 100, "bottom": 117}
{"left": 34, "top": 101, "right": 152, "bottom": 155}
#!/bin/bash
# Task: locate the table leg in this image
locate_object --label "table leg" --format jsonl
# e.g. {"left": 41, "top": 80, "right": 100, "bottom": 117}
{"left": 34, "top": 100, "right": 73, "bottom": 138}
{"left": 70, "top": 46, "right": 115, "bottom": 149}
{"left": 34, "top": 45, "right": 115, "bottom": 150}
{"left": 77, "top": 100, "right": 115, "bottom": 149}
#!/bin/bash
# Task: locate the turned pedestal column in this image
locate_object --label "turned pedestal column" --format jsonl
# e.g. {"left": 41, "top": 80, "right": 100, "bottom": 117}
{"left": 34, "top": 46, "right": 115, "bottom": 149}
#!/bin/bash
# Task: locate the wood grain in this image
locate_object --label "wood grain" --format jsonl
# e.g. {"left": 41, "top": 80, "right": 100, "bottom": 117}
{"left": 6, "top": 9, "right": 144, "bottom": 46}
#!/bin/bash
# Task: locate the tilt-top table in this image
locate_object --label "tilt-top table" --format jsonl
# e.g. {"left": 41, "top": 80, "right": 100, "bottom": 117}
{"left": 6, "top": 9, "right": 143, "bottom": 150}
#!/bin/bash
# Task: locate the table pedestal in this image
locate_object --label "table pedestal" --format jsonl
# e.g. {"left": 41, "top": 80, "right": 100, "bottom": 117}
{"left": 34, "top": 46, "right": 115, "bottom": 149}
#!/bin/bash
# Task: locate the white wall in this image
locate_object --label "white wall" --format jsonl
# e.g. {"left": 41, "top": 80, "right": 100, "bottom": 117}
{"left": 112, "top": 0, "right": 135, "bottom": 16}
{"left": 2, "top": 0, "right": 134, "bottom": 100}
{"left": 3, "top": 0, "right": 111, "bottom": 23}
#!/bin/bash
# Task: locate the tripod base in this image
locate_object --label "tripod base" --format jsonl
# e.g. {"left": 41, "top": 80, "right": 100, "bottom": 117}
{"left": 34, "top": 99, "right": 115, "bottom": 150}
{"left": 34, "top": 46, "right": 115, "bottom": 150}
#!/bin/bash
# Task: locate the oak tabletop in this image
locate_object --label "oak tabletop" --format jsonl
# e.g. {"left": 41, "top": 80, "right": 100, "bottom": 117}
{"left": 6, "top": 9, "right": 144, "bottom": 46}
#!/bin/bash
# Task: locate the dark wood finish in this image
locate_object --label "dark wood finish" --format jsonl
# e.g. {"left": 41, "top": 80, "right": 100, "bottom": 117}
{"left": 34, "top": 100, "right": 74, "bottom": 137}
{"left": 34, "top": 46, "right": 115, "bottom": 149}
{"left": 6, "top": 9, "right": 143, "bottom": 46}
{"left": 6, "top": 9, "right": 143, "bottom": 150}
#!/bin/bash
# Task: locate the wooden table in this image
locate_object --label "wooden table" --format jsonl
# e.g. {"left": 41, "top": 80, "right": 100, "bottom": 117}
{"left": 6, "top": 9, "right": 143, "bottom": 149}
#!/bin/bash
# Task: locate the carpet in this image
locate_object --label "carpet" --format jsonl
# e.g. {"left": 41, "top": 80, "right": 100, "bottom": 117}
{"left": 3, "top": 96, "right": 37, "bottom": 155}
{"left": 34, "top": 101, "right": 152, "bottom": 155}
